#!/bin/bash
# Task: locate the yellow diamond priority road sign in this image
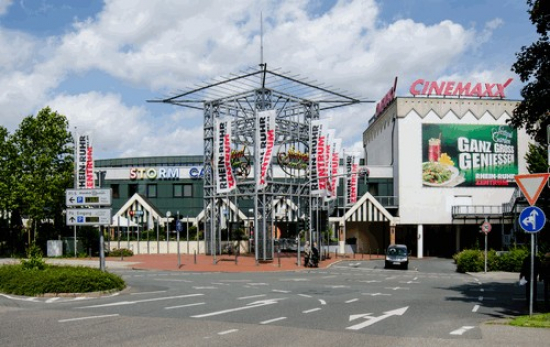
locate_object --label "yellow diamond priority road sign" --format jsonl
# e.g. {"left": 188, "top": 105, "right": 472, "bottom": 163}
{"left": 514, "top": 173, "right": 550, "bottom": 206}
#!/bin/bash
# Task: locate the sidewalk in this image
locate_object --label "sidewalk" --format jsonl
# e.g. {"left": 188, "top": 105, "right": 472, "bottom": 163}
{"left": 104, "top": 252, "right": 385, "bottom": 272}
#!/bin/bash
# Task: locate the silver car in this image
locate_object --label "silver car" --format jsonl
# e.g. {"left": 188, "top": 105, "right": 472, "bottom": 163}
{"left": 384, "top": 244, "right": 409, "bottom": 270}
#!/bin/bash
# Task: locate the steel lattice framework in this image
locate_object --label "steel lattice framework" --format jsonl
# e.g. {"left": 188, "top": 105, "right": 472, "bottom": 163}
{"left": 150, "top": 64, "right": 371, "bottom": 261}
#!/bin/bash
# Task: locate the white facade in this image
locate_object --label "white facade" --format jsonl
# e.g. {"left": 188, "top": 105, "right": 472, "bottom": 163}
{"left": 364, "top": 97, "right": 529, "bottom": 226}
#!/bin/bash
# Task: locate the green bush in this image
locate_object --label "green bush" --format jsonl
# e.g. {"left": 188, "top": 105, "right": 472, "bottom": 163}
{"left": 0, "top": 264, "right": 125, "bottom": 296}
{"left": 454, "top": 249, "right": 484, "bottom": 273}
{"left": 492, "top": 248, "right": 529, "bottom": 272}
{"left": 107, "top": 248, "right": 134, "bottom": 257}
{"left": 20, "top": 242, "right": 46, "bottom": 270}
{"left": 453, "top": 247, "right": 529, "bottom": 273}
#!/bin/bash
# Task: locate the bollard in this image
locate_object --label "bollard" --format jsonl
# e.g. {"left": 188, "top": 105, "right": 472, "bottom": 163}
{"left": 194, "top": 251, "right": 197, "bottom": 264}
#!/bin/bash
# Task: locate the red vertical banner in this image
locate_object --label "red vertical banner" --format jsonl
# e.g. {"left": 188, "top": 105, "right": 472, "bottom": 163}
{"left": 329, "top": 138, "right": 342, "bottom": 200}
{"left": 214, "top": 118, "right": 235, "bottom": 194}
{"left": 310, "top": 119, "right": 329, "bottom": 195}
{"left": 76, "top": 134, "right": 93, "bottom": 189}
{"left": 255, "top": 110, "right": 276, "bottom": 190}
{"left": 86, "top": 145, "right": 94, "bottom": 188}
{"left": 346, "top": 153, "right": 359, "bottom": 205}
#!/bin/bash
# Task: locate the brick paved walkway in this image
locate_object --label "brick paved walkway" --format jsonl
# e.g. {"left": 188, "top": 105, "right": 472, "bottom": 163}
{"left": 106, "top": 252, "right": 384, "bottom": 272}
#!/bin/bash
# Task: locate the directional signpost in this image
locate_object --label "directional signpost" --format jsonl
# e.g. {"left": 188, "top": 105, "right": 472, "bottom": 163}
{"left": 66, "top": 188, "right": 112, "bottom": 207}
{"left": 66, "top": 208, "right": 112, "bottom": 226}
{"left": 66, "top": 188, "right": 112, "bottom": 272}
{"left": 515, "top": 173, "right": 549, "bottom": 316}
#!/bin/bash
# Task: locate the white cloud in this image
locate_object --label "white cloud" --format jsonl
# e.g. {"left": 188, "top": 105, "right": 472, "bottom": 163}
{"left": 0, "top": 0, "right": 12, "bottom": 15}
{"left": 47, "top": 91, "right": 204, "bottom": 158}
{"left": 0, "top": 0, "right": 518, "bottom": 159}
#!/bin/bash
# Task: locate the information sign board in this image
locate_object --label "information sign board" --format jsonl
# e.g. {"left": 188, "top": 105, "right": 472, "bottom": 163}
{"left": 66, "top": 208, "right": 111, "bottom": 226}
{"left": 66, "top": 189, "right": 112, "bottom": 206}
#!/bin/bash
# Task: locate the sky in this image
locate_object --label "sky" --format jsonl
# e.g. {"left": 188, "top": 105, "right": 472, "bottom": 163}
{"left": 0, "top": 0, "right": 538, "bottom": 159}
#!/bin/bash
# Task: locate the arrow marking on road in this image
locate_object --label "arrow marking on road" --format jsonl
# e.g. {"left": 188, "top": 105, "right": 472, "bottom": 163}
{"left": 346, "top": 307, "right": 408, "bottom": 330}
{"left": 191, "top": 298, "right": 285, "bottom": 318}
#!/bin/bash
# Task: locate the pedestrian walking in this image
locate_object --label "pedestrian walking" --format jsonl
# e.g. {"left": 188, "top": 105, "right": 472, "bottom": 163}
{"left": 520, "top": 254, "right": 541, "bottom": 308}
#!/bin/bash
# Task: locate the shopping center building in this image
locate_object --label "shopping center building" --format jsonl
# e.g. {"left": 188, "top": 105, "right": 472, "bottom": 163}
{"left": 93, "top": 76, "right": 530, "bottom": 258}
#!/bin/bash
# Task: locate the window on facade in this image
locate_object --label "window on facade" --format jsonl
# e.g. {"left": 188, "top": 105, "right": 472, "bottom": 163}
{"left": 129, "top": 184, "right": 138, "bottom": 197}
{"left": 147, "top": 184, "right": 157, "bottom": 198}
{"left": 111, "top": 184, "right": 120, "bottom": 199}
{"left": 174, "top": 184, "right": 193, "bottom": 197}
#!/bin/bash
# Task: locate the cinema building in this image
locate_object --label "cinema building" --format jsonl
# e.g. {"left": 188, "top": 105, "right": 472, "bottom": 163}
{"left": 360, "top": 77, "right": 529, "bottom": 257}
{"left": 92, "top": 76, "right": 529, "bottom": 258}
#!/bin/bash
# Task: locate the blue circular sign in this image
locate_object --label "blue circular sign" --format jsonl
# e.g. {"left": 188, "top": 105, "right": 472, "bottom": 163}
{"left": 519, "top": 206, "right": 546, "bottom": 233}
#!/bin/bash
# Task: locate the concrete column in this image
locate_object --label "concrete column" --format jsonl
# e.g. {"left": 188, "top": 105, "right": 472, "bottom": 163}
{"left": 389, "top": 223, "right": 396, "bottom": 245}
{"left": 417, "top": 224, "right": 423, "bottom": 259}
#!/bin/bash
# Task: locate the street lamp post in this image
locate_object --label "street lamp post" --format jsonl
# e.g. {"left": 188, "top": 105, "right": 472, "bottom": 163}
{"left": 177, "top": 211, "right": 181, "bottom": 267}
{"left": 166, "top": 211, "right": 171, "bottom": 253}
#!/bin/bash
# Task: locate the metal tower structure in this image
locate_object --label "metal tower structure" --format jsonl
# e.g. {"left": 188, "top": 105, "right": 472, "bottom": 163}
{"left": 150, "top": 64, "right": 370, "bottom": 261}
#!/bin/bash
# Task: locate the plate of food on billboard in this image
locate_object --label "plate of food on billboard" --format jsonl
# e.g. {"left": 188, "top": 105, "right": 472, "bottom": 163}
{"left": 421, "top": 124, "right": 518, "bottom": 187}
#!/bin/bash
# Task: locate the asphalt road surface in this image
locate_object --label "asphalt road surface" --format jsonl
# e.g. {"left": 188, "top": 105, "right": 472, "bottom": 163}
{"left": 1, "top": 258, "right": 549, "bottom": 347}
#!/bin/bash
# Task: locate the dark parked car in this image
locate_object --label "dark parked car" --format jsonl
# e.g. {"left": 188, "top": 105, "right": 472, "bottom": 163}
{"left": 385, "top": 244, "right": 409, "bottom": 270}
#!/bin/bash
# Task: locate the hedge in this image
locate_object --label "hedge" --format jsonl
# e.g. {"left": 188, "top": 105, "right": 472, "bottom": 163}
{"left": 0, "top": 264, "right": 126, "bottom": 296}
{"left": 453, "top": 247, "right": 529, "bottom": 273}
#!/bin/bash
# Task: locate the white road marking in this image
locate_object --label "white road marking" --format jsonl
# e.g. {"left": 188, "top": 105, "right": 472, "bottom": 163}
{"left": 45, "top": 298, "right": 60, "bottom": 303}
{"left": 346, "top": 307, "right": 408, "bottom": 331}
{"left": 472, "top": 305, "right": 480, "bottom": 312}
{"left": 319, "top": 299, "right": 327, "bottom": 305}
{"left": 238, "top": 294, "right": 266, "bottom": 300}
{"left": 359, "top": 280, "right": 381, "bottom": 283}
{"left": 298, "top": 294, "right": 312, "bottom": 298}
{"left": 272, "top": 289, "right": 291, "bottom": 293}
{"left": 130, "top": 290, "right": 167, "bottom": 295}
{"left": 77, "top": 294, "right": 204, "bottom": 308}
{"left": 154, "top": 279, "right": 193, "bottom": 283}
{"left": 362, "top": 293, "right": 391, "bottom": 296}
{"left": 165, "top": 302, "right": 205, "bottom": 310}
{"left": 384, "top": 287, "right": 409, "bottom": 291}
{"left": 218, "top": 329, "right": 238, "bottom": 335}
{"left": 260, "top": 317, "right": 287, "bottom": 324}
{"left": 346, "top": 298, "right": 359, "bottom": 303}
{"left": 193, "top": 286, "right": 217, "bottom": 290}
{"left": 191, "top": 298, "right": 285, "bottom": 318}
{"left": 59, "top": 314, "right": 119, "bottom": 323}
{"left": 246, "top": 283, "right": 268, "bottom": 286}
{"left": 303, "top": 308, "right": 321, "bottom": 313}
{"left": 450, "top": 326, "right": 475, "bottom": 335}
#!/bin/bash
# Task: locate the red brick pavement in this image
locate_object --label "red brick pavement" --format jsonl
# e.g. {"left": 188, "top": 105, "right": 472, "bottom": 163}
{"left": 107, "top": 252, "right": 385, "bottom": 272}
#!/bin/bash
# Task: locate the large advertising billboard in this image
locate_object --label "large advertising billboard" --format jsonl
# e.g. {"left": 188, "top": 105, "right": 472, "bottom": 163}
{"left": 421, "top": 124, "right": 518, "bottom": 187}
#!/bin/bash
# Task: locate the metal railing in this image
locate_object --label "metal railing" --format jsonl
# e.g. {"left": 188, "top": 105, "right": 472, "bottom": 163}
{"left": 451, "top": 205, "right": 503, "bottom": 217}
{"left": 373, "top": 196, "right": 399, "bottom": 207}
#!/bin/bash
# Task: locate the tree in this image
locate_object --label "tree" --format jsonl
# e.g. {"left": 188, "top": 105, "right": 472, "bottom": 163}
{"left": 10, "top": 107, "right": 74, "bottom": 246}
{"left": 509, "top": 0, "right": 550, "bottom": 143}
{"left": 525, "top": 142, "right": 547, "bottom": 173}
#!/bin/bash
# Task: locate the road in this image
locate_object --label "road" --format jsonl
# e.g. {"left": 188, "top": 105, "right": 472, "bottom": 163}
{"left": 1, "top": 258, "right": 548, "bottom": 347}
